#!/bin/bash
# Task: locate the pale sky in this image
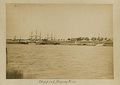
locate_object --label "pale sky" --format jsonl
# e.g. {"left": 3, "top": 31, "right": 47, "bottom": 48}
{"left": 6, "top": 4, "right": 113, "bottom": 39}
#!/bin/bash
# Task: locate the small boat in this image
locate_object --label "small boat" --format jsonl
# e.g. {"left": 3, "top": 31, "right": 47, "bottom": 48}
{"left": 103, "top": 41, "right": 113, "bottom": 46}
{"left": 96, "top": 43, "right": 104, "bottom": 46}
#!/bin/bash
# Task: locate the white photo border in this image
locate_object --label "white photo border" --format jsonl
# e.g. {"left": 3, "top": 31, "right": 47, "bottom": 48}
{"left": 0, "top": 0, "right": 120, "bottom": 85}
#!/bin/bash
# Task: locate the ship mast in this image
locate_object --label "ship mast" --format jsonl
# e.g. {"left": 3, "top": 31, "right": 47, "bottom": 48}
{"left": 20, "top": 35, "right": 21, "bottom": 40}
{"left": 51, "top": 33, "right": 53, "bottom": 41}
{"left": 13, "top": 35, "right": 16, "bottom": 41}
{"left": 19, "top": 35, "right": 21, "bottom": 42}
{"left": 30, "top": 31, "right": 33, "bottom": 40}
{"left": 47, "top": 34, "right": 49, "bottom": 40}
{"left": 35, "top": 30, "right": 37, "bottom": 40}
{"left": 35, "top": 30, "right": 38, "bottom": 42}
{"left": 53, "top": 34, "right": 55, "bottom": 41}
{"left": 39, "top": 32, "right": 41, "bottom": 41}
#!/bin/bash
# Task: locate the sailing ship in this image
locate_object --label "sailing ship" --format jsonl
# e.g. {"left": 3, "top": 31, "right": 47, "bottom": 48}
{"left": 29, "top": 31, "right": 60, "bottom": 45}
{"left": 7, "top": 35, "right": 28, "bottom": 44}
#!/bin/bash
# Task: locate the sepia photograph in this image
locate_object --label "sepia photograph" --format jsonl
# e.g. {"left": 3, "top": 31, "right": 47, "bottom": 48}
{"left": 6, "top": 4, "right": 114, "bottom": 79}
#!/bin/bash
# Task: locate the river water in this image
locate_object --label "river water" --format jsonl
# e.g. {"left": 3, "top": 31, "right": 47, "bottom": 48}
{"left": 6, "top": 44, "right": 113, "bottom": 79}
